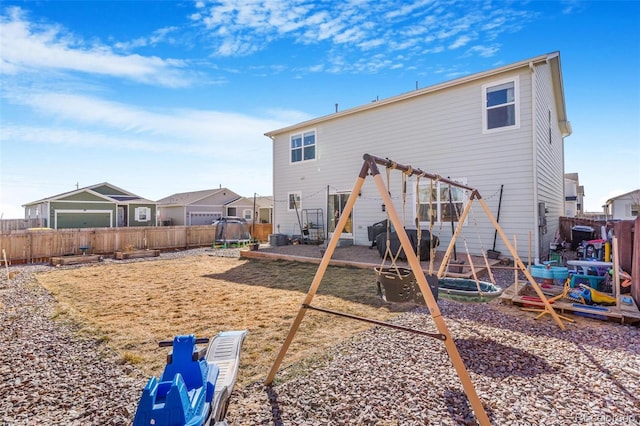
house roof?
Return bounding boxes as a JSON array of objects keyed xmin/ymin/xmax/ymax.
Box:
[
  {"xmin": 23, "ymin": 182, "xmax": 155, "ymax": 207},
  {"xmin": 606, "ymin": 189, "xmax": 640, "ymax": 203},
  {"xmin": 265, "ymin": 51, "xmax": 571, "ymax": 138},
  {"xmin": 156, "ymin": 188, "xmax": 240, "ymax": 206},
  {"xmin": 226, "ymin": 195, "xmax": 273, "ymax": 208}
]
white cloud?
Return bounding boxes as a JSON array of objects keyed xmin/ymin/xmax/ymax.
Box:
[
  {"xmin": 449, "ymin": 36, "xmax": 471, "ymax": 50},
  {"xmin": 190, "ymin": 0, "xmax": 536, "ymax": 73},
  {"xmin": 466, "ymin": 45, "xmax": 499, "ymax": 58},
  {"xmin": 0, "ymin": 7, "xmax": 192, "ymax": 87},
  {"xmin": 2, "ymin": 90, "xmax": 295, "ymax": 149},
  {"xmin": 113, "ymin": 26, "xmax": 180, "ymax": 51}
]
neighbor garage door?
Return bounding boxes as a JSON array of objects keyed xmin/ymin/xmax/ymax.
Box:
[{"xmin": 56, "ymin": 212, "xmax": 112, "ymax": 229}]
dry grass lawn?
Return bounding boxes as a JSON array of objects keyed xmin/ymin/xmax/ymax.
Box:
[{"xmin": 36, "ymin": 254, "xmax": 412, "ymax": 386}]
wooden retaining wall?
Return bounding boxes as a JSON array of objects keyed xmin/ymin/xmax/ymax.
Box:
[{"xmin": 0, "ymin": 226, "xmax": 218, "ymax": 264}]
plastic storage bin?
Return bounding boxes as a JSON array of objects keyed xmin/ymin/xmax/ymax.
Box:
[
  {"xmin": 268, "ymin": 234, "xmax": 287, "ymax": 246},
  {"xmin": 571, "ymin": 225, "xmax": 594, "ymax": 250}
]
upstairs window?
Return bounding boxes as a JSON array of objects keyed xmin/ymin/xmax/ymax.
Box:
[
  {"xmin": 291, "ymin": 130, "xmax": 316, "ymax": 163},
  {"xmin": 483, "ymin": 78, "xmax": 519, "ymax": 132}
]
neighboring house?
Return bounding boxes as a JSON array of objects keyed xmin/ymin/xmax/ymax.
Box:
[
  {"xmin": 23, "ymin": 183, "xmax": 157, "ymax": 229},
  {"xmin": 225, "ymin": 195, "xmax": 273, "ymax": 224},
  {"xmin": 156, "ymin": 188, "xmax": 242, "ymax": 226},
  {"xmin": 605, "ymin": 190, "xmax": 640, "ymax": 220},
  {"xmin": 564, "ymin": 173, "xmax": 584, "ymax": 217},
  {"xmin": 265, "ymin": 51, "xmax": 571, "ymax": 262}
]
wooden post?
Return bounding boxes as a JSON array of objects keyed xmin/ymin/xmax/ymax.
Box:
[
  {"xmin": 514, "ymin": 235, "xmax": 519, "ymax": 296},
  {"xmin": 528, "ymin": 231, "xmax": 532, "ymax": 267},
  {"xmin": 476, "ymin": 196, "xmax": 566, "ymax": 330},
  {"xmin": 436, "ymin": 195, "xmax": 474, "ymax": 278},
  {"xmin": 265, "ymin": 162, "xmax": 369, "ymax": 386},
  {"xmin": 2, "ymin": 249, "xmax": 8, "ymax": 280},
  {"xmin": 612, "ymin": 236, "xmax": 621, "ymax": 309}
]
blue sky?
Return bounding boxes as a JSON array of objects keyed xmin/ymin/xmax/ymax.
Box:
[{"xmin": 1, "ymin": 0, "xmax": 638, "ymax": 219}]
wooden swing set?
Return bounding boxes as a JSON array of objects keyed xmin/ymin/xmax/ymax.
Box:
[{"xmin": 265, "ymin": 154, "xmax": 568, "ymax": 425}]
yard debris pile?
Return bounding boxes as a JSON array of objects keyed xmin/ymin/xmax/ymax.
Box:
[{"xmin": 1, "ymin": 250, "xmax": 639, "ymax": 425}]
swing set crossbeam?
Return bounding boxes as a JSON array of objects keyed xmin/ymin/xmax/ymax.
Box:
[
  {"xmin": 302, "ymin": 304, "xmax": 447, "ymax": 341},
  {"xmin": 364, "ymin": 154, "xmax": 477, "ymax": 193}
]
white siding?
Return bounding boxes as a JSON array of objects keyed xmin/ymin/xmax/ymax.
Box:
[
  {"xmin": 610, "ymin": 191, "xmax": 640, "ymax": 219},
  {"xmin": 272, "ymin": 61, "xmax": 567, "ymax": 260},
  {"xmin": 534, "ymin": 62, "xmax": 566, "ymax": 260}
]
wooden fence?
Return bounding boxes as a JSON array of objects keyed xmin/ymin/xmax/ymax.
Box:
[
  {"xmin": 250, "ymin": 223, "xmax": 273, "ymax": 243},
  {"xmin": 558, "ymin": 216, "xmax": 607, "ymax": 243},
  {"xmin": 0, "ymin": 223, "xmax": 272, "ymax": 265},
  {"xmin": 0, "ymin": 218, "xmax": 44, "ymax": 232}
]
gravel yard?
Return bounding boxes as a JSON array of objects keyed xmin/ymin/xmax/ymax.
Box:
[{"xmin": 1, "ymin": 248, "xmax": 639, "ymax": 425}]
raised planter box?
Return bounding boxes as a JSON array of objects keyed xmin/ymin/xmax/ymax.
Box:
[
  {"xmin": 114, "ymin": 250, "xmax": 160, "ymax": 260},
  {"xmin": 51, "ymin": 255, "xmax": 102, "ymax": 266}
]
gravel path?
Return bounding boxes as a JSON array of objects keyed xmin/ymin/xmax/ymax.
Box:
[{"xmin": 1, "ymin": 249, "xmax": 639, "ymax": 426}]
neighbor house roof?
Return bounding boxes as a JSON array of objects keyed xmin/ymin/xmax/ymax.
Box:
[
  {"xmin": 265, "ymin": 51, "xmax": 571, "ymax": 138},
  {"xmin": 23, "ymin": 182, "xmax": 154, "ymax": 207},
  {"xmin": 156, "ymin": 188, "xmax": 240, "ymax": 206},
  {"xmin": 226, "ymin": 195, "xmax": 273, "ymax": 208},
  {"xmin": 606, "ymin": 189, "xmax": 640, "ymax": 204}
]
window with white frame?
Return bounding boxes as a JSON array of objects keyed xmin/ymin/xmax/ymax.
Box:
[
  {"xmin": 243, "ymin": 209, "xmax": 253, "ymax": 220},
  {"xmin": 290, "ymin": 130, "xmax": 316, "ymax": 163},
  {"xmin": 287, "ymin": 192, "xmax": 301, "ymax": 211},
  {"xmin": 135, "ymin": 207, "xmax": 151, "ymax": 222},
  {"xmin": 483, "ymin": 77, "xmax": 519, "ymax": 132},
  {"xmin": 417, "ymin": 179, "xmax": 468, "ymax": 224}
]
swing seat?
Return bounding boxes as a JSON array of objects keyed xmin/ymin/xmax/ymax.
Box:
[
  {"xmin": 437, "ymin": 278, "xmax": 503, "ymax": 303},
  {"xmin": 374, "ymin": 229, "xmax": 439, "ymax": 261},
  {"xmin": 375, "ymin": 267, "xmax": 439, "ymax": 304}
]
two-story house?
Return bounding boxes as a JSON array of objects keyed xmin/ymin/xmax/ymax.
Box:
[{"xmin": 265, "ymin": 52, "xmax": 571, "ymax": 262}]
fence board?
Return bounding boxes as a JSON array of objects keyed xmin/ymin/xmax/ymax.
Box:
[{"xmin": 250, "ymin": 223, "xmax": 273, "ymax": 242}]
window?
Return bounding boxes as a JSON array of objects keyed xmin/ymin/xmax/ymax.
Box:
[
  {"xmin": 483, "ymin": 78, "xmax": 519, "ymax": 132},
  {"xmin": 290, "ymin": 130, "xmax": 316, "ymax": 163},
  {"xmin": 417, "ymin": 179, "xmax": 468, "ymax": 224},
  {"xmin": 135, "ymin": 207, "xmax": 151, "ymax": 222},
  {"xmin": 287, "ymin": 192, "xmax": 301, "ymax": 211},
  {"xmin": 243, "ymin": 209, "xmax": 253, "ymax": 220}
]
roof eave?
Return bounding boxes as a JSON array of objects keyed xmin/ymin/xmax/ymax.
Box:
[{"xmin": 265, "ymin": 52, "xmax": 563, "ymax": 138}]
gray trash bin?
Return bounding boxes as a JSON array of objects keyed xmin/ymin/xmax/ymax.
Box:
[{"xmin": 571, "ymin": 225, "xmax": 594, "ymax": 250}]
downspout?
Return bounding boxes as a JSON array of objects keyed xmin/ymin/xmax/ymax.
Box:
[
  {"xmin": 529, "ymin": 61, "xmax": 541, "ymax": 264},
  {"xmin": 268, "ymin": 134, "xmax": 278, "ymax": 235}
]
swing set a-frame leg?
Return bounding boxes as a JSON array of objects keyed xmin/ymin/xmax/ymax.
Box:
[
  {"xmin": 473, "ymin": 196, "xmax": 567, "ymax": 331},
  {"xmin": 370, "ymin": 169, "xmax": 491, "ymax": 426},
  {"xmin": 265, "ymin": 162, "xmax": 369, "ymax": 386},
  {"xmin": 266, "ymin": 158, "xmax": 491, "ymax": 426},
  {"xmin": 433, "ymin": 188, "xmax": 568, "ymax": 331}
]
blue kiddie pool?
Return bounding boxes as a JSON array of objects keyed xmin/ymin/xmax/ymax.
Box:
[{"xmin": 528, "ymin": 264, "xmax": 569, "ymax": 281}]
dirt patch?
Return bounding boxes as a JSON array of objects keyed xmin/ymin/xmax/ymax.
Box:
[{"xmin": 36, "ymin": 254, "xmax": 413, "ymax": 386}]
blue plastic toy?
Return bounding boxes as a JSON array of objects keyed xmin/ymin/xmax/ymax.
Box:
[{"xmin": 133, "ymin": 331, "xmax": 247, "ymax": 426}]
